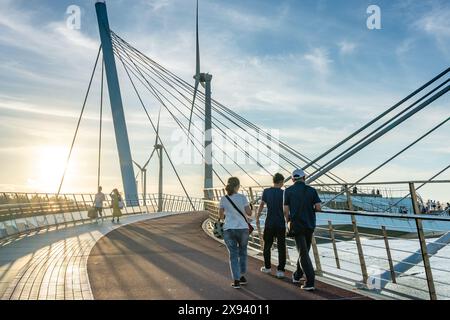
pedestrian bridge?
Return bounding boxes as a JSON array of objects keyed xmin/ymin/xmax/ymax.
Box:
[
  {"xmin": 0, "ymin": 213, "xmax": 367, "ymax": 300},
  {"xmin": 0, "ymin": 194, "xmax": 370, "ymax": 300},
  {"xmin": 1, "ymin": 193, "xmax": 449, "ymax": 300}
]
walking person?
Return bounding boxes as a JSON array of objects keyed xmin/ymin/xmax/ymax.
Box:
[
  {"xmin": 110, "ymin": 188, "xmax": 123, "ymax": 224},
  {"xmin": 94, "ymin": 186, "xmax": 106, "ymax": 223},
  {"xmin": 219, "ymin": 177, "xmax": 252, "ymax": 289},
  {"xmin": 256, "ymin": 173, "xmax": 286, "ymax": 278},
  {"xmin": 284, "ymin": 169, "xmax": 322, "ymax": 291}
]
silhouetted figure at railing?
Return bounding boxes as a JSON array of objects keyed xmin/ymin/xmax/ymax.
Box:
[
  {"xmin": 110, "ymin": 189, "xmax": 123, "ymax": 224},
  {"xmin": 219, "ymin": 177, "xmax": 253, "ymax": 289},
  {"xmin": 94, "ymin": 186, "xmax": 106, "ymax": 223}
]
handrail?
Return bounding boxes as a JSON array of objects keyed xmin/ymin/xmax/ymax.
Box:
[
  {"xmin": 203, "ymin": 199, "xmax": 450, "ymax": 222},
  {"xmin": 203, "ymin": 194, "xmax": 450, "ymax": 300}
]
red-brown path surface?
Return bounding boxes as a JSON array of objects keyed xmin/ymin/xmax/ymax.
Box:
[{"xmin": 87, "ymin": 212, "xmax": 370, "ymax": 300}]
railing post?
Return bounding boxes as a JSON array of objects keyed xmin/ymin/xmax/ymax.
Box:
[
  {"xmin": 328, "ymin": 221, "xmax": 340, "ymax": 269},
  {"xmin": 346, "ymin": 185, "xmax": 368, "ymax": 286},
  {"xmin": 311, "ymin": 235, "xmax": 323, "ymax": 276},
  {"xmin": 381, "ymin": 226, "xmax": 396, "ymax": 283},
  {"xmin": 409, "ymin": 182, "xmax": 437, "ymax": 300},
  {"xmin": 214, "ymin": 189, "xmax": 219, "ymax": 201}
]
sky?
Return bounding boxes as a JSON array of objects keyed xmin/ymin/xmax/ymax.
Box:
[{"xmin": 0, "ymin": 0, "xmax": 449, "ymax": 201}]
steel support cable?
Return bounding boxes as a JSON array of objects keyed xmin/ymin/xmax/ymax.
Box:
[
  {"xmin": 112, "ymin": 43, "xmax": 298, "ymax": 181},
  {"xmin": 117, "ymin": 54, "xmax": 260, "ymax": 190},
  {"xmin": 308, "ymin": 78, "xmax": 450, "ymax": 180},
  {"xmin": 111, "ymin": 36, "xmax": 341, "ymax": 187},
  {"xmin": 110, "ymin": 40, "xmax": 290, "ymax": 173},
  {"xmin": 57, "ymin": 46, "xmax": 102, "ymax": 196},
  {"xmin": 112, "ymin": 42, "xmax": 265, "ymax": 187},
  {"xmin": 307, "ymin": 84, "xmax": 450, "ymax": 183},
  {"xmin": 110, "ymin": 39, "xmax": 289, "ymax": 174},
  {"xmin": 114, "ymin": 47, "xmax": 337, "ymax": 193},
  {"xmin": 110, "ymin": 31, "xmax": 347, "ymax": 184},
  {"xmin": 113, "ymin": 44, "xmax": 242, "ymax": 188},
  {"xmin": 97, "ymin": 56, "xmax": 104, "ymax": 188},
  {"xmin": 112, "ymin": 44, "xmax": 255, "ymax": 186},
  {"xmin": 114, "ymin": 49, "xmax": 197, "ymax": 209},
  {"xmin": 321, "ymin": 117, "xmax": 450, "ymax": 207},
  {"xmin": 304, "ymin": 67, "xmax": 450, "ymax": 171},
  {"xmin": 386, "ymin": 164, "xmax": 450, "ymax": 212},
  {"xmin": 113, "ymin": 47, "xmax": 231, "ymax": 185},
  {"xmin": 111, "ymin": 44, "xmax": 276, "ymax": 176}
]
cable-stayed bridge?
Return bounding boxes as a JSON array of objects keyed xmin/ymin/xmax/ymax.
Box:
[{"xmin": 0, "ymin": 1, "xmax": 449, "ymax": 301}]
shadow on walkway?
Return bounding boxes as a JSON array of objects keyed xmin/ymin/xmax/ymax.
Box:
[{"xmin": 87, "ymin": 212, "xmax": 369, "ymax": 300}]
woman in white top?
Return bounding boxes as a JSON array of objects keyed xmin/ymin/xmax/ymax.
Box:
[{"xmin": 219, "ymin": 177, "xmax": 252, "ymax": 289}]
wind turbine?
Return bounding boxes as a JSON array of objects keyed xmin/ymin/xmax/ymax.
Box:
[
  {"xmin": 133, "ymin": 108, "xmax": 164, "ymax": 210},
  {"xmin": 187, "ymin": 0, "xmax": 214, "ymax": 199}
]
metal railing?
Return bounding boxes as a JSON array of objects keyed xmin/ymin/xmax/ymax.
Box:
[
  {"xmin": 205, "ymin": 180, "xmax": 450, "ymax": 215},
  {"xmin": 204, "ymin": 181, "xmax": 450, "ymax": 300},
  {"xmin": 0, "ymin": 192, "xmax": 204, "ymax": 239}
]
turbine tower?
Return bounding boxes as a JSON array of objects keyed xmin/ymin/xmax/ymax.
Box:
[
  {"xmin": 187, "ymin": 0, "xmax": 214, "ymax": 199},
  {"xmin": 133, "ymin": 109, "xmax": 164, "ymax": 212}
]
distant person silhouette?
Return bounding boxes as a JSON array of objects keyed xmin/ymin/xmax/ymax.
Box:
[
  {"xmin": 94, "ymin": 186, "xmax": 106, "ymax": 223},
  {"xmin": 110, "ymin": 189, "xmax": 123, "ymax": 223}
]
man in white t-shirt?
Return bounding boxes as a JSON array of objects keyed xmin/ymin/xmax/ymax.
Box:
[{"xmin": 94, "ymin": 186, "xmax": 106, "ymax": 223}]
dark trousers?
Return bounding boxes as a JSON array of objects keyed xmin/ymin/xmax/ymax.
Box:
[
  {"xmin": 263, "ymin": 227, "xmax": 286, "ymax": 271},
  {"xmin": 294, "ymin": 228, "xmax": 315, "ymax": 287}
]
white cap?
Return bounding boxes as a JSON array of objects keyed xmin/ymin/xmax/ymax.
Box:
[{"xmin": 292, "ymin": 168, "xmax": 305, "ymax": 180}]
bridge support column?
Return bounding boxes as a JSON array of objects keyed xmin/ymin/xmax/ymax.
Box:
[{"xmin": 95, "ymin": 2, "xmax": 138, "ymax": 205}]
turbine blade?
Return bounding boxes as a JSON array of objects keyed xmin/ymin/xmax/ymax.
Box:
[
  {"xmin": 143, "ymin": 148, "xmax": 157, "ymax": 169},
  {"xmin": 132, "ymin": 160, "xmax": 143, "ymax": 171},
  {"xmin": 196, "ymin": 0, "xmax": 200, "ymax": 78},
  {"xmin": 188, "ymin": 80, "xmax": 199, "ymax": 136},
  {"xmin": 188, "ymin": 0, "xmax": 200, "ymax": 138},
  {"xmin": 155, "ymin": 106, "xmax": 162, "ymax": 145}
]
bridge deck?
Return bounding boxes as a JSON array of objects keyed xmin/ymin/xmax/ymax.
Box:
[
  {"xmin": 0, "ymin": 213, "xmax": 178, "ymax": 300},
  {"xmin": 87, "ymin": 212, "xmax": 369, "ymax": 300}
]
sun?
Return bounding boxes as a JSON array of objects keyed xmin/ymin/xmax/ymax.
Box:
[{"xmin": 29, "ymin": 146, "xmax": 72, "ymax": 193}]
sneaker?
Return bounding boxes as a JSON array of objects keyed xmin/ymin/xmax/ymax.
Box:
[
  {"xmin": 239, "ymin": 276, "xmax": 247, "ymax": 285},
  {"xmin": 292, "ymin": 272, "xmax": 301, "ymax": 283},
  {"xmin": 301, "ymin": 285, "xmax": 315, "ymax": 291},
  {"xmin": 276, "ymin": 270, "xmax": 285, "ymax": 279},
  {"xmin": 260, "ymin": 267, "xmax": 271, "ymax": 274},
  {"xmin": 231, "ymin": 280, "xmax": 241, "ymax": 289}
]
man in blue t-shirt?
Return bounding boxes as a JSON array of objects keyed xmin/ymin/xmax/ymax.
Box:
[
  {"xmin": 284, "ymin": 168, "xmax": 322, "ymax": 291},
  {"xmin": 256, "ymin": 173, "xmax": 286, "ymax": 278}
]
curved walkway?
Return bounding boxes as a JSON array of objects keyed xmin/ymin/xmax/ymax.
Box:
[
  {"xmin": 87, "ymin": 212, "xmax": 369, "ymax": 300},
  {"xmin": 0, "ymin": 212, "xmax": 181, "ymax": 300}
]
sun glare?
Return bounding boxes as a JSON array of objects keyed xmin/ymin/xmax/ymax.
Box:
[{"xmin": 28, "ymin": 146, "xmax": 74, "ymax": 193}]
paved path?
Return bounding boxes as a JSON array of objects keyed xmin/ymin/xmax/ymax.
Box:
[
  {"xmin": 0, "ymin": 212, "xmax": 181, "ymax": 300},
  {"xmin": 88, "ymin": 212, "xmax": 370, "ymax": 300}
]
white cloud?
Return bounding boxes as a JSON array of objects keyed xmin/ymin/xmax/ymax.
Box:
[
  {"xmin": 303, "ymin": 48, "xmax": 333, "ymax": 75},
  {"xmin": 338, "ymin": 41, "xmax": 357, "ymax": 55},
  {"xmin": 147, "ymin": 0, "xmax": 171, "ymax": 12},
  {"xmin": 416, "ymin": 6, "xmax": 450, "ymax": 52}
]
